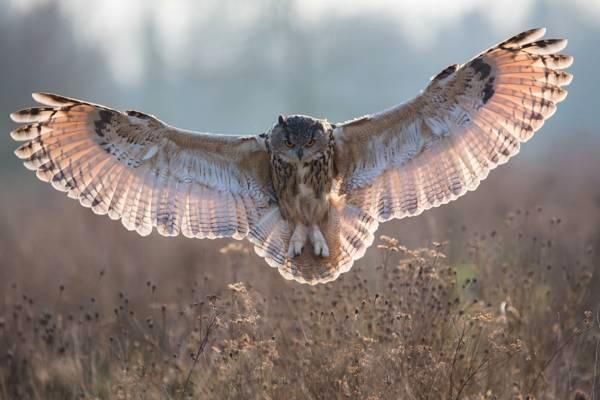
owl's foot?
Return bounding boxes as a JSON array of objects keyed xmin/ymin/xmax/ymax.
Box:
[
  {"xmin": 309, "ymin": 225, "xmax": 329, "ymax": 257},
  {"xmin": 288, "ymin": 224, "xmax": 308, "ymax": 258}
]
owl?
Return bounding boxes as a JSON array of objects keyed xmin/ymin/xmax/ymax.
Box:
[{"xmin": 9, "ymin": 28, "xmax": 572, "ymax": 284}]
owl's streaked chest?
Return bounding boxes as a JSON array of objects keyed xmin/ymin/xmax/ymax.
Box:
[{"xmin": 271, "ymin": 151, "xmax": 334, "ymax": 225}]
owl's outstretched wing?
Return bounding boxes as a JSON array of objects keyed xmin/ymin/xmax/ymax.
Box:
[
  {"xmin": 10, "ymin": 93, "xmax": 274, "ymax": 239},
  {"xmin": 334, "ymin": 28, "xmax": 572, "ymax": 222}
]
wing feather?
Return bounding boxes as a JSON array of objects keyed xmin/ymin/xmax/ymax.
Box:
[
  {"xmin": 334, "ymin": 28, "xmax": 572, "ymax": 222},
  {"xmin": 10, "ymin": 93, "xmax": 274, "ymax": 240}
]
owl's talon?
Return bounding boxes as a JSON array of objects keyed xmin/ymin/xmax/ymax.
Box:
[
  {"xmin": 314, "ymin": 241, "xmax": 329, "ymax": 257},
  {"xmin": 287, "ymin": 242, "xmax": 304, "ymax": 257},
  {"xmin": 288, "ymin": 224, "xmax": 308, "ymax": 258},
  {"xmin": 309, "ymin": 226, "xmax": 329, "ymax": 258}
]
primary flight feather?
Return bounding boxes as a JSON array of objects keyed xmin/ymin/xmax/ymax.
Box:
[{"xmin": 9, "ymin": 28, "xmax": 572, "ymax": 284}]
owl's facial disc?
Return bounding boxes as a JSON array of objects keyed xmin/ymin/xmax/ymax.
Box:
[{"xmin": 272, "ymin": 115, "xmax": 331, "ymax": 163}]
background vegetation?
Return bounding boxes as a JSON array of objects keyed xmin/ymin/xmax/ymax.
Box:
[{"xmin": 1, "ymin": 151, "xmax": 599, "ymax": 399}]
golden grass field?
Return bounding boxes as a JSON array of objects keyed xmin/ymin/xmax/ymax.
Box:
[{"xmin": 1, "ymin": 146, "xmax": 599, "ymax": 399}]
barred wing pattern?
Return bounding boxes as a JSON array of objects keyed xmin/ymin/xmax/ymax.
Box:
[
  {"xmin": 10, "ymin": 93, "xmax": 274, "ymax": 239},
  {"xmin": 334, "ymin": 28, "xmax": 572, "ymax": 222}
]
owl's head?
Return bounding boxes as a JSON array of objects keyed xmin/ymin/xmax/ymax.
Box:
[{"xmin": 269, "ymin": 115, "xmax": 333, "ymax": 163}]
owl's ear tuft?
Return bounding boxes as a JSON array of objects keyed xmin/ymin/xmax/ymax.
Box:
[{"xmin": 278, "ymin": 115, "xmax": 287, "ymax": 127}]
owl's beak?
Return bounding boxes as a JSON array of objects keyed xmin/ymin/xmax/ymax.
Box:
[{"xmin": 296, "ymin": 148, "xmax": 303, "ymax": 160}]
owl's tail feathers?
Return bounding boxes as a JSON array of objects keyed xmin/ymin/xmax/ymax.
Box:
[
  {"xmin": 249, "ymin": 207, "xmax": 292, "ymax": 267},
  {"xmin": 250, "ymin": 205, "xmax": 378, "ymax": 285}
]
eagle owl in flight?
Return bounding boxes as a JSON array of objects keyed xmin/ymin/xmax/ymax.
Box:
[{"xmin": 10, "ymin": 28, "xmax": 572, "ymax": 284}]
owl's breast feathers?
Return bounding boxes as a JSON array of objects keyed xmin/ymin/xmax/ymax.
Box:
[{"xmin": 269, "ymin": 143, "xmax": 334, "ymax": 226}]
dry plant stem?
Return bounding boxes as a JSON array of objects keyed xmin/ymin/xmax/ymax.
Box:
[
  {"xmin": 180, "ymin": 313, "xmax": 217, "ymax": 400},
  {"xmin": 594, "ymin": 338, "xmax": 599, "ymax": 400},
  {"xmin": 593, "ymin": 308, "xmax": 600, "ymax": 400},
  {"xmin": 454, "ymin": 358, "xmax": 490, "ymax": 400},
  {"xmin": 528, "ymin": 323, "xmax": 590, "ymax": 394},
  {"xmin": 448, "ymin": 320, "xmax": 468, "ymax": 398}
]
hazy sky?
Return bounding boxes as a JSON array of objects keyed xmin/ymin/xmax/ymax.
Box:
[{"xmin": 5, "ymin": 0, "xmax": 600, "ymax": 85}]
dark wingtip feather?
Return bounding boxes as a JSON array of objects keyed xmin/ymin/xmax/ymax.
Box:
[
  {"xmin": 32, "ymin": 92, "xmax": 77, "ymax": 107},
  {"xmin": 501, "ymin": 27, "xmax": 546, "ymax": 48}
]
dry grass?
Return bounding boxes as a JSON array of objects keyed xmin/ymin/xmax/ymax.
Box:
[{"xmin": 0, "ymin": 150, "xmax": 599, "ymax": 399}]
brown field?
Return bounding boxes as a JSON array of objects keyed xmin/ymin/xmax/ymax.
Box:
[{"xmin": 0, "ymin": 145, "xmax": 599, "ymax": 399}]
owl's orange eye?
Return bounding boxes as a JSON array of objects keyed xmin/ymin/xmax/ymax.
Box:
[
  {"xmin": 306, "ymin": 138, "xmax": 315, "ymax": 147},
  {"xmin": 285, "ymin": 139, "xmax": 294, "ymax": 148}
]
